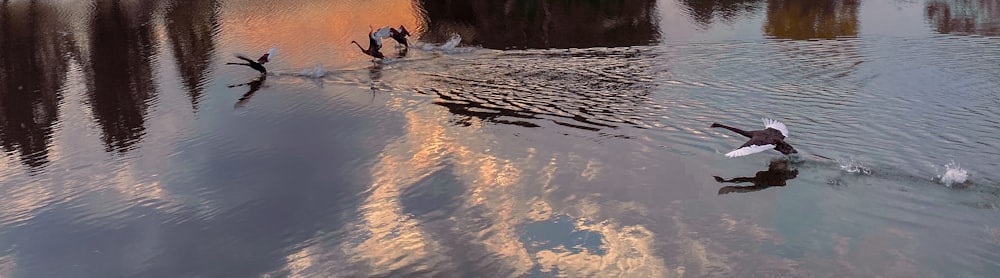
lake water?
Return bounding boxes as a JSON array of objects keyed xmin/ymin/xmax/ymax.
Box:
[{"xmin": 1, "ymin": 0, "xmax": 999, "ymax": 277}]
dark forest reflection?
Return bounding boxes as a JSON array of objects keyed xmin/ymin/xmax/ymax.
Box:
[
  {"xmin": 677, "ymin": 0, "xmax": 764, "ymax": 27},
  {"xmin": 417, "ymin": 0, "xmax": 659, "ymax": 49},
  {"xmin": 0, "ymin": 1, "xmax": 76, "ymax": 168},
  {"xmin": 165, "ymin": 0, "xmax": 220, "ymax": 111},
  {"xmin": 926, "ymin": 0, "xmax": 1000, "ymax": 36},
  {"xmin": 764, "ymin": 0, "xmax": 859, "ymax": 39},
  {"xmin": 87, "ymin": 0, "xmax": 159, "ymax": 153}
]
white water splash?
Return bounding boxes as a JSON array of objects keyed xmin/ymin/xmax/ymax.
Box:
[
  {"xmin": 936, "ymin": 161, "xmax": 969, "ymax": 187},
  {"xmin": 984, "ymin": 226, "xmax": 1000, "ymax": 245},
  {"xmin": 836, "ymin": 157, "xmax": 872, "ymax": 175},
  {"xmin": 418, "ymin": 33, "xmax": 463, "ymax": 51},
  {"xmin": 298, "ymin": 64, "xmax": 325, "ymax": 78},
  {"xmin": 441, "ymin": 33, "xmax": 462, "ymax": 50}
]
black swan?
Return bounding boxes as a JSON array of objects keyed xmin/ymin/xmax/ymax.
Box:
[
  {"xmin": 226, "ymin": 48, "xmax": 275, "ymax": 74},
  {"xmin": 388, "ymin": 25, "xmax": 410, "ymax": 47},
  {"xmin": 352, "ymin": 26, "xmax": 385, "ymax": 59},
  {"xmin": 710, "ymin": 118, "xmax": 797, "ymax": 157},
  {"xmin": 373, "ymin": 25, "xmax": 411, "ymax": 48}
]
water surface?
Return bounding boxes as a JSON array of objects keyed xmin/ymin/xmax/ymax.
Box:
[{"xmin": 1, "ymin": 0, "xmax": 999, "ymax": 277}]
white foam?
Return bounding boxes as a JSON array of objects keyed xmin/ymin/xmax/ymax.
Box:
[
  {"xmin": 937, "ymin": 161, "xmax": 969, "ymax": 187},
  {"xmin": 299, "ymin": 64, "xmax": 325, "ymax": 78},
  {"xmin": 441, "ymin": 33, "xmax": 462, "ymax": 50},
  {"xmin": 836, "ymin": 157, "xmax": 872, "ymax": 175},
  {"xmin": 415, "ymin": 33, "xmax": 463, "ymax": 52}
]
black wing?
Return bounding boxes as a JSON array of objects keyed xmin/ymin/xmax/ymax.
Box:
[{"xmin": 234, "ymin": 54, "xmax": 255, "ymax": 64}]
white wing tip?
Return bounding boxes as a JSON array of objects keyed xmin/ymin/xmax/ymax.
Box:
[
  {"xmin": 725, "ymin": 144, "xmax": 775, "ymax": 158},
  {"xmin": 372, "ymin": 27, "xmax": 392, "ymax": 40},
  {"xmin": 762, "ymin": 118, "xmax": 789, "ymax": 138}
]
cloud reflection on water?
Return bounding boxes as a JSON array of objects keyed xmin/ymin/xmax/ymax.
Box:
[
  {"xmin": 339, "ymin": 103, "xmax": 672, "ymax": 276},
  {"xmin": 0, "ymin": 0, "xmax": 999, "ymax": 276}
]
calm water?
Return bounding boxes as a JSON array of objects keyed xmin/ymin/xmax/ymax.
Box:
[{"xmin": 1, "ymin": 0, "xmax": 999, "ymax": 277}]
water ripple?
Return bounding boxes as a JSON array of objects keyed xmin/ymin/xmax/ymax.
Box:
[{"xmin": 405, "ymin": 47, "xmax": 666, "ymax": 135}]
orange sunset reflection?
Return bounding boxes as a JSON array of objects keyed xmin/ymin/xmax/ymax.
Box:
[{"xmin": 219, "ymin": 0, "xmax": 422, "ymax": 68}]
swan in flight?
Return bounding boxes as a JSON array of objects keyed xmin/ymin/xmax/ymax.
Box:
[
  {"xmin": 710, "ymin": 118, "xmax": 797, "ymax": 157},
  {"xmin": 226, "ymin": 48, "xmax": 275, "ymax": 74},
  {"xmin": 373, "ymin": 25, "xmax": 411, "ymax": 48}
]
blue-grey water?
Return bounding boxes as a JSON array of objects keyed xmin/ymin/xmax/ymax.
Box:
[{"xmin": 1, "ymin": 0, "xmax": 999, "ymax": 277}]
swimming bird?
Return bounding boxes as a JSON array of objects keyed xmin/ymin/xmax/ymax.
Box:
[
  {"xmin": 710, "ymin": 118, "xmax": 797, "ymax": 157},
  {"xmin": 226, "ymin": 48, "xmax": 275, "ymax": 74},
  {"xmin": 351, "ymin": 26, "xmax": 385, "ymax": 59}
]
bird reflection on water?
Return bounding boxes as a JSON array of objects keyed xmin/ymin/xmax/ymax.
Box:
[
  {"xmin": 715, "ymin": 158, "xmax": 799, "ymax": 195},
  {"xmin": 367, "ymin": 63, "xmax": 384, "ymax": 103},
  {"xmin": 230, "ymin": 75, "xmax": 267, "ymax": 108}
]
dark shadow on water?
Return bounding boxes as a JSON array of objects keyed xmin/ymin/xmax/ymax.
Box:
[
  {"xmin": 395, "ymin": 46, "xmax": 408, "ymax": 58},
  {"xmin": 86, "ymin": 0, "xmax": 159, "ymax": 153},
  {"xmin": 925, "ymin": 0, "xmax": 1000, "ymax": 36},
  {"xmin": 764, "ymin": 0, "xmax": 860, "ymax": 40},
  {"xmin": 230, "ymin": 74, "xmax": 266, "ymax": 109},
  {"xmin": 400, "ymin": 165, "xmax": 466, "ymax": 221},
  {"xmin": 416, "ymin": 0, "xmax": 660, "ymax": 49},
  {"xmin": 422, "ymin": 88, "xmax": 544, "ymax": 129},
  {"xmin": 715, "ymin": 158, "xmax": 799, "ymax": 195},
  {"xmin": 0, "ymin": 0, "xmax": 77, "ymax": 169},
  {"xmin": 164, "ymin": 0, "xmax": 220, "ymax": 112}
]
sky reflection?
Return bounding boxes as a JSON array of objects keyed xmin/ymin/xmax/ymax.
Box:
[{"xmin": 0, "ymin": 0, "xmax": 999, "ymax": 277}]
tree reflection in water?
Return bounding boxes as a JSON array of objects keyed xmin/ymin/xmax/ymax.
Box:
[
  {"xmin": 0, "ymin": 1, "xmax": 76, "ymax": 169},
  {"xmin": 164, "ymin": 0, "xmax": 220, "ymax": 111},
  {"xmin": 764, "ymin": 0, "xmax": 859, "ymax": 40},
  {"xmin": 926, "ymin": 0, "xmax": 1000, "ymax": 36},
  {"xmin": 416, "ymin": 0, "xmax": 659, "ymax": 49},
  {"xmin": 677, "ymin": 0, "xmax": 764, "ymax": 27},
  {"xmin": 86, "ymin": 0, "xmax": 159, "ymax": 153}
]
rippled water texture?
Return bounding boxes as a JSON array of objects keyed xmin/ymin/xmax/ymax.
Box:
[{"xmin": 1, "ymin": 0, "xmax": 999, "ymax": 277}]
